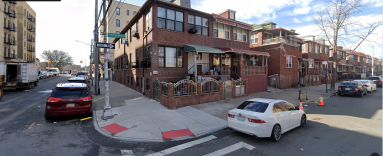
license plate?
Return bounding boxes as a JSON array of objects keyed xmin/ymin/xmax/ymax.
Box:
[
  {"xmin": 66, "ymin": 103, "xmax": 75, "ymax": 108},
  {"xmin": 237, "ymin": 116, "xmax": 245, "ymax": 121},
  {"xmin": 345, "ymin": 88, "xmax": 351, "ymax": 90}
]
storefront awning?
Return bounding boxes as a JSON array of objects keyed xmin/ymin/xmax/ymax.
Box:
[
  {"xmin": 298, "ymin": 58, "xmax": 311, "ymax": 61},
  {"xmin": 185, "ymin": 45, "xmax": 224, "ymax": 53},
  {"xmin": 215, "ymin": 47, "xmax": 270, "ymax": 56}
]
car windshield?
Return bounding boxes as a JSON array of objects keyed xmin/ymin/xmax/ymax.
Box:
[
  {"xmin": 49, "ymin": 69, "xmax": 57, "ymax": 72},
  {"xmin": 51, "ymin": 89, "xmax": 89, "ymax": 98},
  {"xmin": 342, "ymin": 82, "xmax": 357, "ymax": 85},
  {"xmin": 68, "ymin": 80, "xmax": 87, "ymax": 83},
  {"xmin": 367, "ymin": 77, "xmax": 379, "ymax": 80},
  {"xmin": 77, "ymin": 72, "xmax": 86, "ymax": 75},
  {"xmin": 236, "ymin": 101, "xmax": 269, "ymax": 113}
]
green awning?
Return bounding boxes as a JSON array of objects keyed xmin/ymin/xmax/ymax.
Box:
[{"xmin": 185, "ymin": 44, "xmax": 224, "ymax": 53}]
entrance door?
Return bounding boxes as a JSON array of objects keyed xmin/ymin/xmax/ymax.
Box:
[
  {"xmin": 197, "ymin": 65, "xmax": 202, "ymax": 75},
  {"xmin": 223, "ymin": 80, "xmax": 233, "ymax": 99},
  {"xmin": 153, "ymin": 80, "xmax": 160, "ymax": 101}
]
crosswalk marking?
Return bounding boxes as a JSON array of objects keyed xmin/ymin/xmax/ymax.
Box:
[
  {"xmin": 203, "ymin": 142, "xmax": 255, "ymax": 156},
  {"xmin": 147, "ymin": 135, "xmax": 217, "ymax": 156}
]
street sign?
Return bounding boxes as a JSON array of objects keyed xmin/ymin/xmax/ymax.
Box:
[
  {"xmin": 108, "ymin": 33, "xmax": 126, "ymax": 38},
  {"xmin": 96, "ymin": 43, "xmax": 115, "ymax": 49},
  {"xmin": 104, "ymin": 53, "xmax": 110, "ymax": 60},
  {"xmin": 322, "ymin": 61, "xmax": 328, "ymax": 65}
]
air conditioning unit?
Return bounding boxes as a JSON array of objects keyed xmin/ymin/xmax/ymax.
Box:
[{"xmin": 188, "ymin": 27, "xmax": 197, "ymax": 34}]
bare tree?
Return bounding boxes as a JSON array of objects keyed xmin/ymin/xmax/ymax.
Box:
[
  {"xmin": 41, "ymin": 50, "xmax": 74, "ymax": 70},
  {"xmin": 314, "ymin": 0, "xmax": 382, "ymax": 90}
]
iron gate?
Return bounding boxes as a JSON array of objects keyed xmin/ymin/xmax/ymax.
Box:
[
  {"xmin": 235, "ymin": 78, "xmax": 246, "ymax": 96},
  {"xmin": 223, "ymin": 80, "xmax": 233, "ymax": 99},
  {"xmin": 153, "ymin": 80, "xmax": 160, "ymax": 101}
]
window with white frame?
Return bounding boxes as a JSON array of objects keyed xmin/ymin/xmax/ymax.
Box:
[
  {"xmin": 213, "ymin": 22, "xmax": 229, "ymax": 39},
  {"xmin": 145, "ymin": 9, "xmax": 151, "ymax": 31},
  {"xmin": 116, "ymin": 19, "xmax": 120, "ymax": 27},
  {"xmin": 229, "ymin": 11, "xmax": 234, "ymax": 19},
  {"xmin": 116, "ymin": 8, "xmax": 120, "ymax": 15},
  {"xmin": 302, "ymin": 43, "xmax": 306, "ymax": 52},
  {"xmin": 325, "ymin": 47, "xmax": 329, "ymax": 54},
  {"xmin": 250, "ymin": 32, "xmax": 258, "ymax": 44},
  {"xmin": 286, "ymin": 56, "xmax": 292, "ymax": 68},
  {"xmin": 309, "ymin": 59, "xmax": 314, "ymax": 68},
  {"xmin": 233, "ymin": 27, "xmax": 247, "ymax": 42},
  {"xmin": 321, "ymin": 46, "xmax": 324, "ymax": 53}
]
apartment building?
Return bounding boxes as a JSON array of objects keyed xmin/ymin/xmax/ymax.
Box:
[
  {"xmin": 111, "ymin": 0, "xmax": 269, "ymax": 109},
  {"xmin": 1, "ymin": 1, "xmax": 19, "ymax": 62},
  {"xmin": 250, "ymin": 22, "xmax": 305, "ymax": 88},
  {"xmin": 99, "ymin": 0, "xmax": 140, "ymax": 65},
  {"xmin": 16, "ymin": 1, "xmax": 36, "ymax": 62}
]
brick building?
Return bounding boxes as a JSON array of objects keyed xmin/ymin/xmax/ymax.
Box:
[
  {"xmin": 111, "ymin": 0, "xmax": 269, "ymax": 108},
  {"xmin": 250, "ymin": 22, "xmax": 304, "ymax": 88}
]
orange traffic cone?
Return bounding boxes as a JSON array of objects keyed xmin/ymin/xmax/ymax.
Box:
[
  {"xmin": 319, "ymin": 96, "xmax": 324, "ymax": 106},
  {"xmin": 299, "ymin": 102, "xmax": 304, "ymax": 110}
]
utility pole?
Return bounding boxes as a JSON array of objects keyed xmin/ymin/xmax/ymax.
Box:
[
  {"xmin": 102, "ymin": 0, "xmax": 113, "ymax": 120},
  {"xmin": 90, "ymin": 39, "xmax": 93, "ymax": 86},
  {"xmin": 372, "ymin": 45, "xmax": 374, "ymax": 76},
  {"xmin": 94, "ymin": 0, "xmax": 99, "ymax": 95}
]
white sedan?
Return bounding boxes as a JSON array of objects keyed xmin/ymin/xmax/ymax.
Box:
[
  {"xmin": 354, "ymin": 80, "xmax": 377, "ymax": 92},
  {"xmin": 228, "ymin": 98, "xmax": 306, "ymax": 141}
]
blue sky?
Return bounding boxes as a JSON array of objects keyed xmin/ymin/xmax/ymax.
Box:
[{"xmin": 29, "ymin": 0, "xmax": 382, "ymax": 66}]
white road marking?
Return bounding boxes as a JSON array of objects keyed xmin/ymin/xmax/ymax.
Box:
[
  {"xmin": 147, "ymin": 135, "xmax": 217, "ymax": 156},
  {"xmin": 121, "ymin": 149, "xmax": 134, "ymax": 156},
  {"xmin": 203, "ymin": 142, "xmax": 255, "ymax": 156},
  {"xmin": 347, "ymin": 121, "xmax": 382, "ymax": 134}
]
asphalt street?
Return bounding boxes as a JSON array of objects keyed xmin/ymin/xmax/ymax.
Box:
[{"xmin": 0, "ymin": 75, "xmax": 381, "ymax": 156}]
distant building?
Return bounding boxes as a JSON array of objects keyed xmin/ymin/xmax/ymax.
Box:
[
  {"xmin": 16, "ymin": 1, "xmax": 36, "ymax": 62},
  {"xmin": 62, "ymin": 64, "xmax": 81, "ymax": 71},
  {"xmin": 1, "ymin": 1, "xmax": 20, "ymax": 62}
]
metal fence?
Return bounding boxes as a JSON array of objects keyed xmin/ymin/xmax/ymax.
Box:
[
  {"xmin": 174, "ymin": 79, "xmax": 197, "ymax": 96},
  {"xmin": 235, "ymin": 78, "xmax": 246, "ymax": 95},
  {"xmin": 201, "ymin": 78, "xmax": 220, "ymax": 93}
]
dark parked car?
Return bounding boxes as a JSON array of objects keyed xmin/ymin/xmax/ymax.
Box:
[
  {"xmin": 45, "ymin": 83, "xmax": 92, "ymax": 118},
  {"xmin": 367, "ymin": 76, "xmax": 382, "ymax": 87},
  {"xmin": 67, "ymin": 77, "xmax": 90, "ymax": 90},
  {"xmin": 338, "ymin": 81, "xmax": 368, "ymax": 97},
  {"xmin": 76, "ymin": 71, "xmax": 88, "ymax": 77}
]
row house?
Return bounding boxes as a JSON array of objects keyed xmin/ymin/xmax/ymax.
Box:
[
  {"xmin": 300, "ymin": 36, "xmax": 331, "ymax": 85},
  {"xmin": 111, "ymin": 0, "xmax": 269, "ymax": 108},
  {"xmin": 373, "ymin": 57, "xmax": 382, "ymax": 75},
  {"xmin": 250, "ymin": 22, "xmax": 304, "ymax": 89}
]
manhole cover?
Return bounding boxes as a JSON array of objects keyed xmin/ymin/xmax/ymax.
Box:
[
  {"xmin": 312, "ymin": 117, "xmax": 322, "ymax": 120},
  {"xmin": 250, "ymin": 149, "xmax": 274, "ymax": 156}
]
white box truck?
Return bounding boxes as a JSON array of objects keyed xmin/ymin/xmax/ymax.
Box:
[{"xmin": 0, "ymin": 62, "xmax": 39, "ymax": 90}]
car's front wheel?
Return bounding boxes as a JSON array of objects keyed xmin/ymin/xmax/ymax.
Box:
[
  {"xmin": 300, "ymin": 114, "xmax": 306, "ymax": 127},
  {"xmin": 270, "ymin": 124, "xmax": 282, "ymax": 141}
]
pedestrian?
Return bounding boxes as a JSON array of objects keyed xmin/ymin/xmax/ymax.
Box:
[
  {"xmin": 100, "ymin": 68, "xmax": 104, "ymax": 79},
  {"xmin": 98, "ymin": 68, "xmax": 101, "ymax": 80}
]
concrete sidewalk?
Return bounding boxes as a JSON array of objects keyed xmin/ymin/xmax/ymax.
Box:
[
  {"xmin": 91, "ymin": 79, "xmax": 227, "ymax": 142},
  {"xmin": 90, "ymin": 78, "xmax": 341, "ymax": 142}
]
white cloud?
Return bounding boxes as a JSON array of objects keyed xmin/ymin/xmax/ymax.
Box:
[
  {"xmin": 193, "ymin": 0, "xmax": 308, "ymax": 21},
  {"xmin": 294, "ymin": 18, "xmax": 301, "ymax": 23},
  {"xmin": 363, "ymin": 0, "xmax": 383, "ymax": 7},
  {"xmin": 283, "ymin": 6, "xmax": 311, "ymax": 16}
]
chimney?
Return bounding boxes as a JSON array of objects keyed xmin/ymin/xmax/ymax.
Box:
[{"xmin": 171, "ymin": 0, "xmax": 191, "ymax": 8}]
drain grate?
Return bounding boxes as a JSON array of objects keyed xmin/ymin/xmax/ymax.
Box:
[{"xmin": 250, "ymin": 149, "xmax": 274, "ymax": 156}]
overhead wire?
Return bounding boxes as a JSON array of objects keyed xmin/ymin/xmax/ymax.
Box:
[
  {"xmin": 107, "ymin": 0, "xmax": 126, "ymax": 28},
  {"xmin": 97, "ymin": 0, "xmax": 117, "ymax": 30}
]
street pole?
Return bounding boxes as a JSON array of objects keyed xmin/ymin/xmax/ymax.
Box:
[
  {"xmin": 102, "ymin": 0, "xmax": 113, "ymax": 120},
  {"xmin": 372, "ymin": 45, "xmax": 374, "ymax": 76},
  {"xmin": 326, "ymin": 62, "xmax": 328, "ymax": 93},
  {"xmin": 94, "ymin": 0, "xmax": 99, "ymax": 95},
  {"xmin": 123, "ymin": 41, "xmax": 126, "ymax": 85},
  {"xmin": 90, "ymin": 39, "xmax": 93, "ymax": 86}
]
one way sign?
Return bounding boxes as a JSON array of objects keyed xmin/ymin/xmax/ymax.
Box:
[{"xmin": 96, "ymin": 43, "xmax": 115, "ymax": 49}]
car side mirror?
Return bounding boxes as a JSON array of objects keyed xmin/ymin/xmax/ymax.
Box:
[{"xmin": 295, "ymin": 107, "xmax": 300, "ymax": 110}]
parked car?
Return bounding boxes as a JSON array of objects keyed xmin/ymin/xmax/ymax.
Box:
[
  {"xmin": 45, "ymin": 83, "xmax": 92, "ymax": 119},
  {"xmin": 227, "ymin": 98, "xmax": 306, "ymax": 141},
  {"xmin": 48, "ymin": 68, "xmax": 60, "ymax": 76},
  {"xmin": 338, "ymin": 81, "xmax": 368, "ymax": 97},
  {"xmin": 68, "ymin": 77, "xmax": 90, "ymax": 90},
  {"xmin": 41, "ymin": 71, "xmax": 49, "ymax": 79},
  {"xmin": 353, "ymin": 80, "xmax": 377, "ymax": 93},
  {"xmin": 38, "ymin": 71, "xmax": 47, "ymax": 79},
  {"xmin": 367, "ymin": 76, "xmax": 382, "ymax": 87},
  {"xmin": 76, "ymin": 71, "xmax": 88, "ymax": 77},
  {"xmin": 47, "ymin": 72, "xmax": 54, "ymax": 77},
  {"xmin": 71, "ymin": 70, "xmax": 78, "ymax": 76}
]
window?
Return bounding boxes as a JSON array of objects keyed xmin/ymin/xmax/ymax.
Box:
[
  {"xmin": 301, "ymin": 43, "xmax": 305, "ymax": 52},
  {"xmin": 317, "ymin": 45, "xmax": 320, "ymax": 53},
  {"xmin": 158, "ymin": 46, "xmax": 183, "ymax": 68},
  {"xmin": 24, "ymin": 42, "xmax": 26, "ymax": 49},
  {"xmin": 136, "ymin": 21, "xmax": 139, "ymax": 33},
  {"xmin": 146, "ymin": 78, "xmax": 150, "ymax": 90},
  {"xmin": 321, "ymin": 46, "xmax": 324, "ymax": 53},
  {"xmin": 136, "ymin": 50, "xmax": 139, "ymax": 66},
  {"xmin": 133, "ymin": 11, "xmax": 136, "ymax": 15},
  {"xmin": 197, "ymin": 53, "xmax": 202, "ymax": 60},
  {"xmin": 272, "ymin": 103, "xmax": 286, "ymax": 113},
  {"xmin": 24, "ymin": 20, "xmax": 26, "ymax": 27},
  {"xmin": 229, "ymin": 11, "xmax": 235, "ymax": 19},
  {"xmin": 145, "ymin": 9, "xmax": 151, "ymax": 31},
  {"xmin": 213, "ymin": 22, "xmax": 229, "ymax": 39},
  {"xmin": 116, "ymin": 8, "xmax": 120, "ymax": 15},
  {"xmin": 233, "ymin": 27, "xmax": 247, "ymax": 42},
  {"xmin": 325, "ymin": 47, "xmax": 329, "ymax": 54},
  {"xmin": 131, "ymin": 77, "xmax": 133, "ymax": 85},
  {"xmin": 116, "ymin": 19, "xmax": 120, "ymax": 27},
  {"xmin": 136, "ymin": 77, "xmax": 139, "ymax": 86},
  {"xmin": 127, "ymin": 10, "xmax": 129, "ymax": 15},
  {"xmin": 236, "ymin": 101, "xmax": 268, "ymax": 113},
  {"xmin": 189, "ymin": 14, "xmax": 208, "ymax": 36},
  {"xmin": 144, "ymin": 45, "xmax": 151, "ymax": 68},
  {"xmin": 302, "ymin": 61, "xmax": 306, "ymax": 68},
  {"xmin": 253, "ymin": 33, "xmax": 259, "ymax": 44},
  {"xmin": 127, "ymin": 76, "xmax": 130, "ymax": 84},
  {"xmin": 116, "ymin": 31, "xmax": 120, "ymax": 34},
  {"xmin": 286, "ymin": 56, "xmax": 292, "ymax": 68},
  {"xmin": 309, "ymin": 59, "xmax": 314, "ymax": 68},
  {"xmin": 158, "ymin": 7, "xmax": 183, "ymax": 32}
]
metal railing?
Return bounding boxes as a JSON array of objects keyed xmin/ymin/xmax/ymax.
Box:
[
  {"xmin": 174, "ymin": 79, "xmax": 197, "ymax": 96},
  {"xmin": 263, "ymin": 36, "xmax": 298, "ymax": 46},
  {"xmin": 201, "ymin": 78, "xmax": 220, "ymax": 93}
]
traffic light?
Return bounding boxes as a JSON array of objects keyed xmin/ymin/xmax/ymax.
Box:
[
  {"xmin": 48, "ymin": 61, "xmax": 51, "ymax": 64},
  {"xmin": 80, "ymin": 61, "xmax": 83, "ymax": 63}
]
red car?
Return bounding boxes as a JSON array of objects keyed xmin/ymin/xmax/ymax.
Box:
[{"xmin": 45, "ymin": 83, "xmax": 92, "ymax": 118}]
